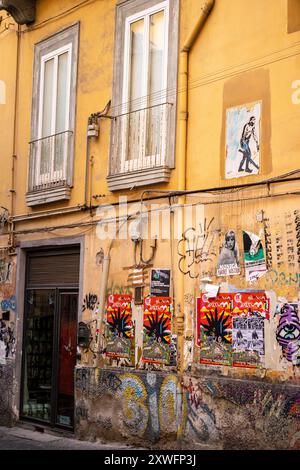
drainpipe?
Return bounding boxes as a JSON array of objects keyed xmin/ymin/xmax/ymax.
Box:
[
  {"xmin": 177, "ymin": 0, "xmax": 215, "ymax": 372},
  {"xmin": 9, "ymin": 23, "xmax": 21, "ymax": 252},
  {"xmin": 95, "ymin": 215, "xmax": 132, "ymax": 365}
]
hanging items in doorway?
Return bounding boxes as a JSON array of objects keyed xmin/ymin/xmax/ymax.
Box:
[
  {"xmin": 142, "ymin": 296, "xmax": 172, "ymax": 365},
  {"xmin": 105, "ymin": 294, "xmax": 133, "ymax": 359}
]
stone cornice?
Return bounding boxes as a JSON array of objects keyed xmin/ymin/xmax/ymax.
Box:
[{"xmin": 0, "ymin": 0, "xmax": 36, "ymax": 25}]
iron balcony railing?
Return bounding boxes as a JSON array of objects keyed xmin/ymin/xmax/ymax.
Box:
[
  {"xmin": 28, "ymin": 130, "xmax": 73, "ymax": 192},
  {"xmin": 110, "ymin": 102, "xmax": 173, "ymax": 174}
]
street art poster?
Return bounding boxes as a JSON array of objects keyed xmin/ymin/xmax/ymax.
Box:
[
  {"xmin": 232, "ymin": 292, "xmax": 269, "ymax": 319},
  {"xmin": 217, "ymin": 230, "xmax": 240, "ymax": 276},
  {"xmin": 225, "ymin": 101, "xmax": 261, "ymax": 179},
  {"xmin": 0, "ymin": 260, "xmax": 13, "ymax": 284},
  {"xmin": 232, "ymin": 316, "xmax": 265, "ymax": 368},
  {"xmin": 231, "ymin": 293, "xmax": 268, "ymax": 368},
  {"xmin": 243, "ymin": 231, "xmax": 267, "ymax": 282},
  {"xmin": 142, "ymin": 296, "xmax": 172, "ymax": 364},
  {"xmin": 105, "ymin": 294, "xmax": 133, "ymax": 359},
  {"xmin": 0, "ymin": 318, "xmax": 15, "ymax": 362},
  {"xmin": 276, "ymin": 303, "xmax": 300, "ymax": 365},
  {"xmin": 197, "ymin": 294, "xmax": 233, "ymax": 366}
]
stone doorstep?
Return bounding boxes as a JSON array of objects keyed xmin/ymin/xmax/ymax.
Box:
[
  {"xmin": 0, "ymin": 426, "xmax": 144, "ymax": 449},
  {"xmin": 0, "ymin": 426, "xmax": 62, "ymax": 442}
]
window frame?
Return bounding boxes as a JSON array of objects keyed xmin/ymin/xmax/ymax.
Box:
[
  {"xmin": 108, "ymin": 0, "xmax": 179, "ymax": 191},
  {"xmin": 27, "ymin": 23, "xmax": 79, "ymax": 207},
  {"xmin": 36, "ymin": 43, "xmax": 73, "ymax": 186},
  {"xmin": 121, "ymin": 1, "xmax": 169, "ymax": 173}
]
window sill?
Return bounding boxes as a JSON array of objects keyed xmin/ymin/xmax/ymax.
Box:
[
  {"xmin": 107, "ymin": 166, "xmax": 172, "ymax": 191},
  {"xmin": 26, "ymin": 186, "xmax": 71, "ymax": 207}
]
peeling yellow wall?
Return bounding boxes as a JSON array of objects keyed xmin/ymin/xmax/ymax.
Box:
[{"xmin": 1, "ymin": 0, "xmax": 300, "ymax": 381}]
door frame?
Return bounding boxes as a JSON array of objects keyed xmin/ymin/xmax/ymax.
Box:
[
  {"xmin": 14, "ymin": 237, "xmax": 84, "ymax": 432},
  {"xmin": 19, "ymin": 287, "xmax": 79, "ymax": 430}
]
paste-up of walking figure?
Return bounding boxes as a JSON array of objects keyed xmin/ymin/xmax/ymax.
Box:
[
  {"xmin": 238, "ymin": 116, "xmax": 259, "ymax": 173},
  {"xmin": 225, "ymin": 102, "xmax": 261, "ymax": 179}
]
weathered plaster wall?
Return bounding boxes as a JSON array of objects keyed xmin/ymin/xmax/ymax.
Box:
[
  {"xmin": 0, "ymin": 362, "xmax": 16, "ymax": 426},
  {"xmin": 75, "ymin": 367, "xmax": 300, "ymax": 449}
]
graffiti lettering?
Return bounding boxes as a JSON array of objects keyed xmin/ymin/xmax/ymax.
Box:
[
  {"xmin": 82, "ymin": 293, "xmax": 99, "ymax": 312},
  {"xmin": 1, "ymin": 296, "xmax": 16, "ymax": 312},
  {"xmin": 106, "ymin": 284, "xmax": 133, "ymax": 296},
  {"xmin": 102, "ymin": 371, "xmax": 122, "ymax": 392},
  {"xmin": 177, "ymin": 218, "xmax": 218, "ymax": 279},
  {"xmin": 266, "ymin": 269, "xmax": 300, "ymax": 288}
]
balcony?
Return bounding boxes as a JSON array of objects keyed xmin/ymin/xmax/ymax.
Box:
[
  {"xmin": 107, "ymin": 102, "xmax": 173, "ymax": 191},
  {"xmin": 26, "ymin": 130, "xmax": 73, "ymax": 207}
]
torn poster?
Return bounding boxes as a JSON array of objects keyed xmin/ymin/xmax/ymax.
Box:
[
  {"xmin": 204, "ymin": 283, "xmax": 220, "ymax": 298},
  {"xmin": 243, "ymin": 230, "xmax": 267, "ymax": 282},
  {"xmin": 142, "ymin": 296, "xmax": 172, "ymax": 364},
  {"xmin": 105, "ymin": 294, "xmax": 133, "ymax": 359},
  {"xmin": 197, "ymin": 294, "xmax": 233, "ymax": 366},
  {"xmin": 225, "ymin": 101, "xmax": 261, "ymax": 179},
  {"xmin": 217, "ymin": 230, "xmax": 240, "ymax": 276}
]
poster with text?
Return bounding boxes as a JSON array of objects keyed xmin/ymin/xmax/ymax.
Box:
[
  {"xmin": 232, "ymin": 292, "xmax": 269, "ymax": 319},
  {"xmin": 243, "ymin": 231, "xmax": 267, "ymax": 282},
  {"xmin": 217, "ymin": 230, "xmax": 240, "ymax": 276},
  {"xmin": 232, "ymin": 316, "xmax": 265, "ymax": 368},
  {"xmin": 225, "ymin": 101, "xmax": 261, "ymax": 179},
  {"xmin": 106, "ymin": 294, "xmax": 133, "ymax": 358},
  {"xmin": 143, "ymin": 296, "xmax": 172, "ymax": 364},
  {"xmin": 197, "ymin": 294, "xmax": 234, "ymax": 366}
]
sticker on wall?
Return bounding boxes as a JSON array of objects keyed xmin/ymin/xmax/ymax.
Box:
[
  {"xmin": 217, "ymin": 230, "xmax": 240, "ymax": 276},
  {"xmin": 105, "ymin": 294, "xmax": 133, "ymax": 359},
  {"xmin": 225, "ymin": 101, "xmax": 261, "ymax": 179},
  {"xmin": 243, "ymin": 231, "xmax": 267, "ymax": 282},
  {"xmin": 142, "ymin": 296, "xmax": 172, "ymax": 364},
  {"xmin": 276, "ymin": 303, "xmax": 300, "ymax": 365},
  {"xmin": 197, "ymin": 294, "xmax": 233, "ymax": 366}
]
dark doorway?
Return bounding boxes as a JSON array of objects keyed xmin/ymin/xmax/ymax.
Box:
[{"xmin": 20, "ymin": 247, "xmax": 80, "ymax": 430}]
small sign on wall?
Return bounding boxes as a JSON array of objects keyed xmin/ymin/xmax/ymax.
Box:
[{"xmin": 150, "ymin": 269, "xmax": 171, "ymax": 297}]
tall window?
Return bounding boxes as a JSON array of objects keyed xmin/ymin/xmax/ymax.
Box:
[
  {"xmin": 122, "ymin": 3, "xmax": 168, "ymax": 172},
  {"xmin": 38, "ymin": 44, "xmax": 72, "ymax": 184},
  {"xmin": 27, "ymin": 24, "xmax": 79, "ymax": 207},
  {"xmin": 108, "ymin": 0, "xmax": 179, "ymax": 191}
]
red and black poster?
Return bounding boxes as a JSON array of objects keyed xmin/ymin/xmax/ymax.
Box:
[
  {"xmin": 106, "ymin": 294, "xmax": 133, "ymax": 358},
  {"xmin": 197, "ymin": 294, "xmax": 234, "ymax": 366},
  {"xmin": 143, "ymin": 296, "xmax": 172, "ymax": 364}
]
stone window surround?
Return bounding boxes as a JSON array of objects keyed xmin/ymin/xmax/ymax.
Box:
[
  {"xmin": 26, "ymin": 22, "xmax": 79, "ymax": 207},
  {"xmin": 107, "ymin": 0, "xmax": 179, "ymax": 192}
]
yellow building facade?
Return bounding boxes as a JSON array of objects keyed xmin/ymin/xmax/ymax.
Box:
[{"xmin": 0, "ymin": 0, "xmax": 300, "ymax": 449}]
